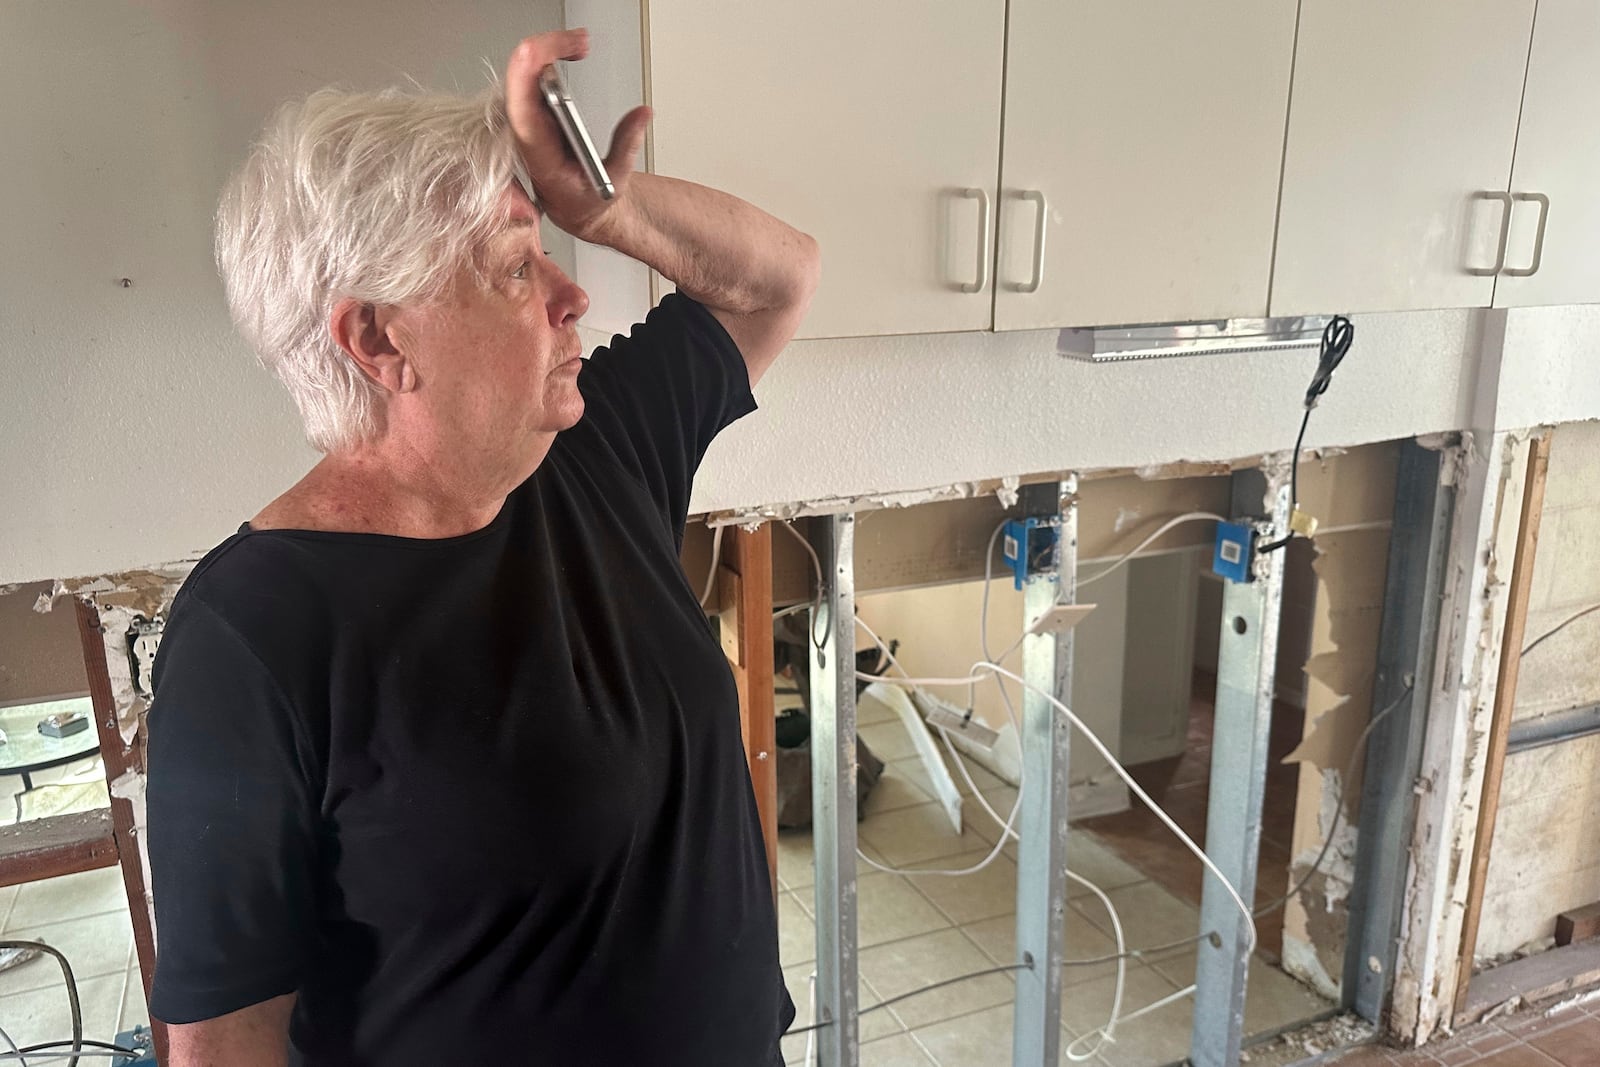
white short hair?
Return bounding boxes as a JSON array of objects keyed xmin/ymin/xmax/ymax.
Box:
[{"xmin": 215, "ymin": 86, "xmax": 525, "ymax": 452}]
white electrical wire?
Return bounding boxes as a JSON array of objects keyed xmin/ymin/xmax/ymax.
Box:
[
  {"xmin": 804, "ymin": 971, "xmax": 817, "ymax": 1067},
  {"xmin": 853, "ymin": 610, "xmax": 1233, "ymax": 1054},
  {"xmin": 853, "ymin": 612, "xmax": 1136, "ymax": 1050},
  {"xmin": 1076, "ymin": 511, "xmax": 1228, "ymax": 590},
  {"xmin": 794, "ymin": 510, "xmax": 1253, "ymax": 1048},
  {"xmin": 966, "ymin": 662, "xmax": 1254, "ymax": 953},
  {"xmin": 0, "ymin": 1024, "xmax": 24, "ymax": 1067},
  {"xmin": 944, "ymin": 740, "xmax": 1141, "ymax": 1059},
  {"xmin": 858, "ymin": 657, "xmax": 1255, "ymax": 1054},
  {"xmin": 776, "ymin": 520, "xmax": 830, "ymax": 652},
  {"xmin": 697, "ymin": 525, "xmax": 724, "ymax": 608},
  {"xmin": 852, "ymin": 616, "xmax": 1021, "ymax": 879},
  {"xmin": 1064, "ymin": 870, "xmax": 1128, "ymax": 1060}
]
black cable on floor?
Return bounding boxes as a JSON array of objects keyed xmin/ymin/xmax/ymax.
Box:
[
  {"xmin": 782, "ymin": 960, "xmax": 1031, "ymax": 1037},
  {"xmin": 18, "ymin": 1040, "xmax": 140, "ymax": 1057},
  {"xmin": 0, "ymin": 941, "xmax": 81, "ymax": 1067}
]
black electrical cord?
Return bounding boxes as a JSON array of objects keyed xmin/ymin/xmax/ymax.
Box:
[
  {"xmin": 782, "ymin": 960, "xmax": 1031, "ymax": 1037},
  {"xmin": 0, "ymin": 941, "xmax": 82, "ymax": 1067},
  {"xmin": 1260, "ymin": 315, "xmax": 1354, "ymax": 554},
  {"xmin": 17, "ymin": 1041, "xmax": 139, "ymax": 1057}
]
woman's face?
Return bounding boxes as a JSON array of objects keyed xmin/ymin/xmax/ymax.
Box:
[{"xmin": 387, "ymin": 185, "xmax": 590, "ymax": 490}]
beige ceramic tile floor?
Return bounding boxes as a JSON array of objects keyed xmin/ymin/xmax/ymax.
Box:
[
  {"xmin": 0, "ymin": 865, "xmax": 149, "ymax": 1051},
  {"xmin": 777, "ymin": 693, "xmax": 1334, "ymax": 1065},
  {"xmin": 0, "ymin": 714, "xmax": 1333, "ymax": 1066}
]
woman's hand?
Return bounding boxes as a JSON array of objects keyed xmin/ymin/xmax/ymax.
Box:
[{"xmin": 503, "ymin": 29, "xmax": 652, "ymax": 244}]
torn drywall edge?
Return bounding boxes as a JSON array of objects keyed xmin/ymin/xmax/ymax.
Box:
[
  {"xmin": 1282, "ymin": 929, "xmax": 1342, "ymax": 1003},
  {"xmin": 58, "ymin": 566, "xmax": 191, "ymax": 747},
  {"xmin": 62, "ymin": 564, "xmax": 193, "ymax": 622},
  {"xmin": 109, "ymin": 767, "xmax": 154, "ymax": 936},
  {"xmin": 1391, "ymin": 431, "xmax": 1529, "ymax": 1044},
  {"xmin": 995, "ymin": 475, "xmax": 1021, "ymax": 510},
  {"xmin": 1280, "ymin": 527, "xmax": 1392, "ymax": 999},
  {"xmin": 702, "ymin": 441, "xmax": 1385, "ymax": 529},
  {"xmin": 704, "ymin": 475, "xmax": 1054, "ymax": 527},
  {"xmin": 95, "ymin": 603, "xmax": 150, "ymax": 748}
]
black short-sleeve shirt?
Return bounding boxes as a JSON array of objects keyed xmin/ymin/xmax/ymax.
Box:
[{"xmin": 147, "ymin": 294, "xmax": 793, "ymax": 1066}]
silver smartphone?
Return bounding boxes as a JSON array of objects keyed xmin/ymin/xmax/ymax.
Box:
[{"xmin": 538, "ymin": 64, "xmax": 615, "ymax": 200}]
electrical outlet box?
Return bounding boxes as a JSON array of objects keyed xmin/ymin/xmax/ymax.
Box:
[
  {"xmin": 127, "ymin": 615, "xmax": 164, "ymax": 698},
  {"xmin": 1212, "ymin": 521, "xmax": 1255, "ymax": 584},
  {"xmin": 1001, "ymin": 518, "xmax": 1059, "ymax": 591}
]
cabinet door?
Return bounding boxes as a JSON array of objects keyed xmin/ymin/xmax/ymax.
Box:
[
  {"xmin": 994, "ymin": 1, "xmax": 1296, "ymax": 331},
  {"xmin": 1494, "ymin": 0, "xmax": 1600, "ymax": 308},
  {"xmin": 1271, "ymin": 0, "xmax": 1536, "ymax": 316},
  {"xmin": 647, "ymin": 2, "xmax": 1006, "ymax": 339}
]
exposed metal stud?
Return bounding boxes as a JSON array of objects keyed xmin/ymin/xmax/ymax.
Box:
[
  {"xmin": 1344, "ymin": 440, "xmax": 1455, "ymax": 1020},
  {"xmin": 1012, "ymin": 477, "xmax": 1077, "ymax": 1066},
  {"xmin": 1189, "ymin": 467, "xmax": 1290, "ymax": 1067},
  {"xmin": 810, "ymin": 513, "xmax": 860, "ymax": 1067}
]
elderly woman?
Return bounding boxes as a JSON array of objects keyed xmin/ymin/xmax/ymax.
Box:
[{"xmin": 145, "ymin": 29, "xmax": 819, "ymax": 1067}]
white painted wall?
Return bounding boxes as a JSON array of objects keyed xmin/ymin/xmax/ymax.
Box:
[
  {"xmin": 691, "ymin": 308, "xmax": 1490, "ymax": 514},
  {"xmin": 0, "ymin": 0, "xmax": 564, "ymax": 585},
  {"xmin": 1496, "ymin": 306, "xmax": 1600, "ymax": 430},
  {"xmin": 5, "ymin": 6, "xmax": 1600, "ymax": 587}
]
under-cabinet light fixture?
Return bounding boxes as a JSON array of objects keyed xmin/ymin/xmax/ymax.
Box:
[{"xmin": 1057, "ymin": 315, "xmax": 1334, "ymax": 363}]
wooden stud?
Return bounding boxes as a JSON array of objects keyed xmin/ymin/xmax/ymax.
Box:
[
  {"xmin": 75, "ymin": 599, "xmax": 169, "ymax": 1062},
  {"xmin": 1454, "ymin": 432, "xmax": 1552, "ymax": 1016},
  {"xmin": 723, "ymin": 524, "xmax": 778, "ymax": 902}
]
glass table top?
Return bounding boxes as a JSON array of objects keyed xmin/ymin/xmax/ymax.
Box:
[{"xmin": 0, "ymin": 696, "xmax": 100, "ymax": 774}]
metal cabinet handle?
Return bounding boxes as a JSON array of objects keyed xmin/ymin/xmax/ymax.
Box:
[
  {"xmin": 1007, "ymin": 189, "xmax": 1049, "ymax": 293},
  {"xmin": 1467, "ymin": 190, "xmax": 1513, "ymax": 277},
  {"xmin": 1503, "ymin": 192, "xmax": 1551, "ymax": 277},
  {"xmin": 957, "ymin": 187, "xmax": 991, "ymax": 293}
]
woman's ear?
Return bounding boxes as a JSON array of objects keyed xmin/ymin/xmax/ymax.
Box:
[{"xmin": 329, "ymin": 298, "xmax": 417, "ymax": 393}]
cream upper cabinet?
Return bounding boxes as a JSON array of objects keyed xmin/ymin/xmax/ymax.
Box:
[
  {"xmin": 1493, "ymin": 0, "xmax": 1600, "ymax": 308},
  {"xmin": 993, "ymin": 1, "xmax": 1296, "ymax": 332},
  {"xmin": 1270, "ymin": 0, "xmax": 1538, "ymax": 317},
  {"xmin": 646, "ymin": 2, "xmax": 1007, "ymax": 340}
]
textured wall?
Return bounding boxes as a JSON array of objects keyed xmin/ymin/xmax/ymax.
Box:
[
  {"xmin": 0, "ymin": 0, "xmax": 562, "ymax": 585},
  {"xmin": 693, "ymin": 307, "xmax": 1483, "ymax": 517}
]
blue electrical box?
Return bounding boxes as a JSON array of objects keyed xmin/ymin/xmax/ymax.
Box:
[
  {"xmin": 1212, "ymin": 521, "xmax": 1255, "ymax": 584},
  {"xmin": 1001, "ymin": 518, "xmax": 1059, "ymax": 590}
]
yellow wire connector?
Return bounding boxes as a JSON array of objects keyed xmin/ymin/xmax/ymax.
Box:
[{"xmin": 1288, "ymin": 506, "xmax": 1319, "ymax": 539}]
